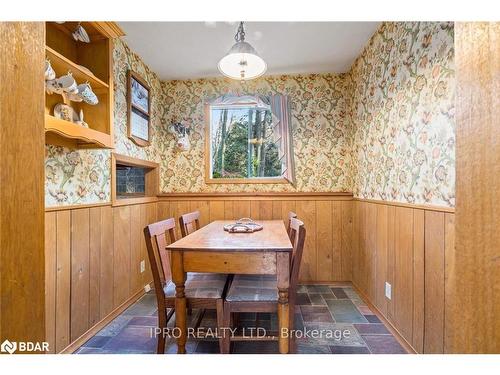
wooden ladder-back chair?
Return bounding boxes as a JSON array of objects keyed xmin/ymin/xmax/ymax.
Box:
[
  {"xmin": 179, "ymin": 210, "xmax": 201, "ymax": 237},
  {"xmin": 221, "ymin": 217, "xmax": 306, "ymax": 353},
  {"xmin": 144, "ymin": 217, "xmax": 229, "ymax": 354},
  {"xmin": 287, "ymin": 211, "xmax": 297, "ymax": 239}
]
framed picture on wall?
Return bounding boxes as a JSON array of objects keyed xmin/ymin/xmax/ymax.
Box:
[{"xmin": 127, "ymin": 70, "xmax": 151, "ymax": 147}]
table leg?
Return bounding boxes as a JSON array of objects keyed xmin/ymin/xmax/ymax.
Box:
[
  {"xmin": 171, "ymin": 250, "xmax": 187, "ymax": 354},
  {"xmin": 277, "ymin": 252, "xmax": 290, "ymax": 354}
]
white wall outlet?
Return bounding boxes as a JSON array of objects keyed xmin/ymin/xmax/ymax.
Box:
[
  {"xmin": 385, "ymin": 282, "xmax": 392, "ymax": 300},
  {"xmin": 140, "ymin": 260, "xmax": 145, "ymax": 273},
  {"xmin": 144, "ymin": 284, "xmax": 151, "ymax": 293}
]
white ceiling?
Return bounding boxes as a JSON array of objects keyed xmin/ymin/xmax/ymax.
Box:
[{"xmin": 119, "ymin": 22, "xmax": 380, "ymax": 80}]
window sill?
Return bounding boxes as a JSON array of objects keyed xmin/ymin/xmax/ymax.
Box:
[{"xmin": 204, "ymin": 177, "xmax": 290, "ymax": 184}]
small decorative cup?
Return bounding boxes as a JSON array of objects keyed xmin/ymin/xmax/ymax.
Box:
[
  {"xmin": 76, "ymin": 83, "xmax": 98, "ymax": 105},
  {"xmin": 45, "ymin": 59, "xmax": 56, "ymax": 81},
  {"xmin": 55, "ymin": 73, "xmax": 78, "ymax": 94}
]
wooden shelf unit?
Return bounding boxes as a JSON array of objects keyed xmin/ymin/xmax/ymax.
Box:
[{"xmin": 44, "ymin": 22, "xmax": 124, "ymax": 149}]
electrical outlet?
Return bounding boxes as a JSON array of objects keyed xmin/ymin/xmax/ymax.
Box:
[
  {"xmin": 140, "ymin": 260, "xmax": 145, "ymax": 273},
  {"xmin": 385, "ymin": 282, "xmax": 392, "ymax": 300},
  {"xmin": 144, "ymin": 284, "xmax": 151, "ymax": 293}
]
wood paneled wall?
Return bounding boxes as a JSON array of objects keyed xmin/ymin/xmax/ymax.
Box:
[
  {"xmin": 352, "ymin": 199, "xmax": 454, "ymax": 353},
  {"xmin": 1, "ymin": 22, "xmax": 46, "ymax": 344},
  {"xmin": 45, "ymin": 202, "xmax": 156, "ymax": 352},
  {"xmin": 447, "ymin": 22, "xmax": 500, "ymax": 353},
  {"xmin": 157, "ymin": 194, "xmax": 353, "ymax": 282},
  {"xmin": 45, "ymin": 193, "xmax": 456, "ymax": 354}
]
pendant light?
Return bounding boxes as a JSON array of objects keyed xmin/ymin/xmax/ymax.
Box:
[{"xmin": 218, "ymin": 22, "xmax": 267, "ymax": 81}]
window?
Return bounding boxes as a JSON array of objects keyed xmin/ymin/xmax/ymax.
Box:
[
  {"xmin": 205, "ymin": 94, "xmax": 295, "ymax": 184},
  {"xmin": 111, "ymin": 153, "xmax": 159, "ymax": 204}
]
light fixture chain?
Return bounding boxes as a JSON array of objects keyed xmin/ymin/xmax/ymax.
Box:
[{"xmin": 234, "ymin": 21, "xmax": 245, "ymax": 42}]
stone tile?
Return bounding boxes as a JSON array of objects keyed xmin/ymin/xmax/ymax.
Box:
[
  {"xmin": 122, "ymin": 294, "xmax": 157, "ymax": 316},
  {"xmin": 102, "ymin": 326, "xmax": 156, "ymax": 353},
  {"xmin": 296, "ymin": 343, "xmax": 332, "ymax": 354},
  {"xmin": 326, "ymin": 299, "xmax": 368, "ymax": 323},
  {"xmin": 127, "ymin": 316, "xmax": 158, "ymax": 327},
  {"xmin": 354, "ymin": 323, "xmax": 390, "ymax": 335},
  {"xmin": 96, "ymin": 316, "xmax": 133, "ymax": 337},
  {"xmin": 357, "ymin": 305, "xmax": 373, "ymax": 315},
  {"xmin": 330, "ymin": 288, "xmax": 348, "ymax": 299},
  {"xmin": 362, "ymin": 335, "xmax": 407, "ymax": 354},
  {"xmin": 164, "ymin": 339, "xmax": 198, "ymax": 354},
  {"xmin": 76, "ymin": 347, "xmax": 107, "ymax": 354},
  {"xmin": 300, "ymin": 305, "xmax": 334, "ymax": 323},
  {"xmin": 364, "ymin": 315, "xmax": 382, "ymax": 323},
  {"xmin": 306, "ymin": 285, "xmax": 332, "ymax": 294},
  {"xmin": 293, "ymin": 312, "xmax": 305, "ymax": 331},
  {"xmin": 237, "ymin": 312, "xmax": 256, "ymax": 320},
  {"xmin": 296, "ymin": 293, "xmax": 311, "ymax": 305},
  {"xmin": 299, "ymin": 322, "xmax": 365, "ymax": 347},
  {"xmin": 256, "ymin": 312, "xmax": 272, "ymax": 320},
  {"xmin": 297, "ymin": 285, "xmax": 308, "ymax": 293},
  {"xmin": 82, "ymin": 335, "xmax": 111, "ymax": 348},
  {"xmin": 309, "ymin": 293, "xmax": 327, "ymax": 305},
  {"xmin": 343, "ymin": 288, "xmax": 363, "ymax": 302},
  {"xmin": 75, "ymin": 283, "xmax": 404, "ymax": 355},
  {"xmin": 321, "ymin": 293, "xmax": 337, "ymax": 300},
  {"xmin": 195, "ymin": 340, "xmax": 221, "ymax": 354},
  {"xmin": 232, "ymin": 341, "xmax": 279, "ymax": 354},
  {"xmin": 238, "ymin": 319, "xmax": 271, "ymax": 332},
  {"xmin": 330, "ymin": 345, "xmax": 371, "ymax": 354}
]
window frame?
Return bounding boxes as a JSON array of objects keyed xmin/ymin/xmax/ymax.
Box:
[{"xmin": 204, "ymin": 102, "xmax": 289, "ymax": 185}]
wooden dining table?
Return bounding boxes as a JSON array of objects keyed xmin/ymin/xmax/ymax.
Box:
[{"xmin": 166, "ymin": 219, "xmax": 293, "ymax": 354}]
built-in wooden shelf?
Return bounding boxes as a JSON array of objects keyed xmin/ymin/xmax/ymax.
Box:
[
  {"xmin": 45, "ymin": 114, "xmax": 113, "ymax": 149},
  {"xmin": 44, "ymin": 22, "xmax": 124, "ymax": 149},
  {"xmin": 45, "ymin": 46, "xmax": 109, "ymax": 91}
]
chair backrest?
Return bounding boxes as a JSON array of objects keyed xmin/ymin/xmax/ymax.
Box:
[
  {"xmin": 287, "ymin": 211, "xmax": 297, "ymax": 239},
  {"xmin": 143, "ymin": 218, "xmax": 177, "ymax": 306},
  {"xmin": 289, "ymin": 217, "xmax": 306, "ymax": 291},
  {"xmin": 179, "ymin": 210, "xmax": 201, "ymax": 237}
]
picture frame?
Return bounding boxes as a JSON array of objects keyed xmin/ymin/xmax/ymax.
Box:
[{"xmin": 127, "ymin": 70, "xmax": 151, "ymax": 147}]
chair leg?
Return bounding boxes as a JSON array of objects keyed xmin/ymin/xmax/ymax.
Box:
[
  {"xmin": 288, "ymin": 298, "xmax": 296, "ymax": 353},
  {"xmin": 157, "ymin": 309, "xmax": 168, "ymax": 354},
  {"xmin": 216, "ymin": 299, "xmax": 226, "ymax": 353},
  {"xmin": 221, "ymin": 303, "xmax": 231, "ymax": 354}
]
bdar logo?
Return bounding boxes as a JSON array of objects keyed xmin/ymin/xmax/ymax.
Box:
[{"xmin": 1, "ymin": 339, "xmax": 17, "ymax": 354}]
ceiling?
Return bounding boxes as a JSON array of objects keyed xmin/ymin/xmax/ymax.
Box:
[{"xmin": 119, "ymin": 22, "xmax": 380, "ymax": 80}]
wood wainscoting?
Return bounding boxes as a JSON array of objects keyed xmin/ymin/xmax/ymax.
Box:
[
  {"xmin": 45, "ymin": 202, "xmax": 157, "ymax": 353},
  {"xmin": 45, "ymin": 192, "xmax": 455, "ymax": 354},
  {"xmin": 352, "ymin": 199, "xmax": 454, "ymax": 354}
]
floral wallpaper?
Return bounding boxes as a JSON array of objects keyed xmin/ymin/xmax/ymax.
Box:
[
  {"xmin": 346, "ymin": 22, "xmax": 456, "ymax": 207},
  {"xmin": 159, "ymin": 74, "xmax": 352, "ymax": 193},
  {"xmin": 45, "ymin": 22, "xmax": 456, "ymax": 208},
  {"xmin": 45, "ymin": 39, "xmax": 163, "ymax": 206}
]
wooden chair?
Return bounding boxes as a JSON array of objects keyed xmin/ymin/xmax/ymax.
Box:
[
  {"xmin": 221, "ymin": 217, "xmax": 306, "ymax": 353},
  {"xmin": 179, "ymin": 210, "xmax": 201, "ymax": 237},
  {"xmin": 179, "ymin": 210, "xmax": 200, "ymax": 316},
  {"xmin": 287, "ymin": 211, "xmax": 297, "ymax": 239},
  {"xmin": 144, "ymin": 218, "xmax": 229, "ymax": 354}
]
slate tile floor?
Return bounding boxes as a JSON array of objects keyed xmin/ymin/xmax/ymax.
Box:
[{"xmin": 75, "ymin": 285, "xmax": 407, "ymax": 354}]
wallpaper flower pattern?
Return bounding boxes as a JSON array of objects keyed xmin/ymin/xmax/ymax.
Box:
[
  {"xmin": 45, "ymin": 39, "xmax": 163, "ymax": 206},
  {"xmin": 346, "ymin": 22, "xmax": 456, "ymax": 206},
  {"xmin": 159, "ymin": 74, "xmax": 351, "ymax": 193},
  {"xmin": 45, "ymin": 22, "xmax": 456, "ymax": 208}
]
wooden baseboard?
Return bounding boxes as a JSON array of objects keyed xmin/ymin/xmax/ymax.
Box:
[
  {"xmin": 352, "ymin": 283, "xmax": 416, "ymax": 354},
  {"xmin": 59, "ymin": 287, "xmax": 147, "ymax": 354}
]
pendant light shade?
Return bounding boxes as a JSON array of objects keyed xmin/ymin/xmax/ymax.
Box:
[{"xmin": 218, "ymin": 22, "xmax": 267, "ymax": 81}]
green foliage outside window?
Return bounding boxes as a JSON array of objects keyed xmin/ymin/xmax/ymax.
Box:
[{"xmin": 211, "ymin": 106, "xmax": 282, "ymax": 179}]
